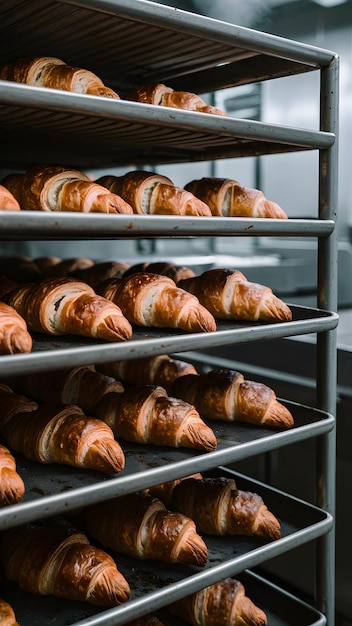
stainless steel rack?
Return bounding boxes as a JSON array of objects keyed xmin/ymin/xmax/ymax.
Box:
[{"xmin": 0, "ymin": 1, "xmax": 338, "ymax": 625}]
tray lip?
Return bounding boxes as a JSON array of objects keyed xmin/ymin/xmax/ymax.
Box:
[
  {"xmin": 58, "ymin": 0, "xmax": 337, "ymax": 68},
  {"xmin": 0, "ymin": 400, "xmax": 334, "ymax": 530},
  {"xmin": 0, "ymin": 306, "xmax": 339, "ymax": 377},
  {"xmin": 0, "ymin": 210, "xmax": 336, "ymax": 239},
  {"xmin": 59, "ymin": 469, "xmax": 333, "ymax": 626},
  {"xmin": 0, "ymin": 82, "xmax": 335, "ymax": 148}
]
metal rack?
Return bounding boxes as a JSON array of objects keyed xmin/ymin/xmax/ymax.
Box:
[{"xmin": 0, "ymin": 1, "xmax": 338, "ymax": 625}]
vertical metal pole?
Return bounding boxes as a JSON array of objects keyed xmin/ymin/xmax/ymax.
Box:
[{"xmin": 317, "ymin": 53, "xmax": 339, "ymax": 626}]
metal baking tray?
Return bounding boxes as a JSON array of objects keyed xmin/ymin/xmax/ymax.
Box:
[
  {"xmin": 0, "ymin": 305, "xmax": 339, "ymax": 377},
  {"xmin": 0, "ymin": 210, "xmax": 336, "ymax": 239},
  {"xmin": 0, "ymin": 0, "xmax": 335, "ymax": 92},
  {"xmin": 0, "ymin": 402, "xmax": 334, "ymax": 530},
  {"xmin": 0, "ymin": 83, "xmax": 335, "ymax": 169},
  {"xmin": 0, "ymin": 470, "xmax": 331, "ymax": 625}
]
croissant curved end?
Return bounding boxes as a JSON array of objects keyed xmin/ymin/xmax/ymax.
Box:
[
  {"xmin": 83, "ymin": 438, "xmax": 125, "ymax": 474},
  {"xmin": 180, "ymin": 420, "xmax": 217, "ymax": 451},
  {"xmin": 88, "ymin": 566, "xmax": 130, "ymax": 607},
  {"xmin": 2, "ymin": 327, "xmax": 33, "ymax": 354},
  {"xmin": 255, "ymin": 506, "xmax": 281, "ymax": 541},
  {"xmin": 259, "ymin": 294, "xmax": 292, "ymax": 322},
  {"xmin": 236, "ymin": 595, "xmax": 268, "ymax": 626},
  {"xmin": 263, "ymin": 400, "xmax": 294, "ymax": 429},
  {"xmin": 0, "ymin": 467, "xmax": 25, "ymax": 506},
  {"xmin": 181, "ymin": 306, "xmax": 217, "ymax": 333},
  {"xmin": 176, "ymin": 527, "xmax": 208, "ymax": 567},
  {"xmin": 96, "ymin": 315, "xmax": 133, "ymax": 342}
]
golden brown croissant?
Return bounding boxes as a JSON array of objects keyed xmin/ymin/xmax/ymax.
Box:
[
  {"xmin": 168, "ymin": 577, "xmax": 267, "ymax": 626},
  {"xmin": 1, "ymin": 521, "xmax": 130, "ymax": 607},
  {"xmin": 98, "ymin": 353, "xmax": 198, "ymax": 394},
  {"xmin": 178, "ymin": 268, "xmax": 292, "ymax": 322},
  {"xmin": 0, "ymin": 599, "xmax": 20, "ymax": 626},
  {"xmin": 0, "ymin": 384, "xmax": 125, "ymax": 474},
  {"xmin": 3, "ymin": 276, "xmax": 133, "ymax": 342},
  {"xmin": 73, "ymin": 261, "xmax": 131, "ymax": 290},
  {"xmin": 0, "ymin": 444, "xmax": 25, "ymax": 507},
  {"xmin": 172, "ymin": 368, "xmax": 294, "ymax": 429},
  {"xmin": 128, "ymin": 83, "xmax": 226, "ymax": 116},
  {"xmin": 0, "ymin": 55, "xmax": 120, "ymax": 99},
  {"xmin": 82, "ymin": 491, "xmax": 208, "ymax": 566},
  {"xmin": 0, "ymin": 184, "xmax": 20, "ymax": 211},
  {"xmin": 122, "ymin": 261, "xmax": 196, "ymax": 283},
  {"xmin": 168, "ymin": 476, "xmax": 281, "ymax": 540},
  {"xmin": 97, "ymin": 170, "xmax": 212, "ymax": 216},
  {"xmin": 14, "ymin": 364, "xmax": 124, "ymax": 415},
  {"xmin": 184, "ymin": 177, "xmax": 288, "ymax": 219},
  {"xmin": 144, "ymin": 473, "xmax": 203, "ymax": 507},
  {"xmin": 97, "ymin": 272, "xmax": 217, "ymax": 333},
  {"xmin": 95, "ymin": 384, "xmax": 217, "ymax": 451},
  {"xmin": 2, "ymin": 164, "xmax": 133, "ymax": 214},
  {"xmin": 0, "ymin": 301, "xmax": 32, "ymax": 354}
]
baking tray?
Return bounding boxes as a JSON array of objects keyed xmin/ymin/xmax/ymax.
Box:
[
  {"xmin": 0, "ymin": 470, "xmax": 331, "ymax": 625},
  {"xmin": 0, "ymin": 402, "xmax": 334, "ymax": 530},
  {"xmin": 0, "ymin": 83, "xmax": 335, "ymax": 169},
  {"xmin": 0, "ymin": 210, "xmax": 336, "ymax": 239},
  {"xmin": 0, "ymin": 305, "xmax": 339, "ymax": 377}
]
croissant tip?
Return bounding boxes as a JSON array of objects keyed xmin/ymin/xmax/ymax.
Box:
[
  {"xmin": 258, "ymin": 508, "xmax": 281, "ymax": 541},
  {"xmin": 260, "ymin": 295, "xmax": 292, "ymax": 322},
  {"xmin": 6, "ymin": 329, "xmax": 33, "ymax": 354},
  {"xmin": 84, "ymin": 439, "xmax": 125, "ymax": 474},
  {"xmin": 265, "ymin": 400, "xmax": 294, "ymax": 429},
  {"xmin": 97, "ymin": 316, "xmax": 132, "ymax": 342},
  {"xmin": 179, "ymin": 533, "xmax": 208, "ymax": 567}
]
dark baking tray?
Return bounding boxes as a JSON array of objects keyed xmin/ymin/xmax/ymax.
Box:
[
  {"xmin": 0, "ymin": 399, "xmax": 334, "ymax": 529},
  {"xmin": 0, "ymin": 305, "xmax": 339, "ymax": 377},
  {"xmin": 0, "ymin": 470, "xmax": 330, "ymax": 626}
]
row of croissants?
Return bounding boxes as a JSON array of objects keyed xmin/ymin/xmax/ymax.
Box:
[
  {"xmin": 0, "ymin": 356, "xmax": 294, "ymax": 506},
  {"xmin": 0, "ymin": 164, "xmax": 288, "ymax": 218},
  {"xmin": 0, "ymin": 257, "xmax": 292, "ymax": 355}
]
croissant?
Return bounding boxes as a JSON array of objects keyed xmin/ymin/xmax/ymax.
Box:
[
  {"xmin": 41, "ymin": 256, "xmax": 94, "ymax": 278},
  {"xmin": 168, "ymin": 577, "xmax": 267, "ymax": 626},
  {"xmin": 2, "ymin": 165, "xmax": 133, "ymax": 214},
  {"xmin": 0, "ymin": 444, "xmax": 25, "ymax": 507},
  {"xmin": 82, "ymin": 491, "xmax": 208, "ymax": 566},
  {"xmin": 3, "ymin": 276, "xmax": 133, "ymax": 342},
  {"xmin": 0, "ymin": 301, "xmax": 32, "ymax": 354},
  {"xmin": 95, "ymin": 384, "xmax": 217, "ymax": 451},
  {"xmin": 97, "ymin": 272, "xmax": 217, "ymax": 333},
  {"xmin": 128, "ymin": 83, "xmax": 226, "ymax": 116},
  {"xmin": 0, "ymin": 599, "xmax": 19, "ymax": 626},
  {"xmin": 144, "ymin": 473, "xmax": 203, "ymax": 507},
  {"xmin": 0, "ymin": 384, "xmax": 125, "ymax": 474},
  {"xmin": 0, "ymin": 55, "xmax": 120, "ymax": 99},
  {"xmin": 0, "ymin": 184, "xmax": 20, "ymax": 211},
  {"xmin": 73, "ymin": 261, "xmax": 130, "ymax": 290},
  {"xmin": 172, "ymin": 369, "xmax": 294, "ymax": 429},
  {"xmin": 169, "ymin": 476, "xmax": 281, "ymax": 540},
  {"xmin": 0, "ymin": 521, "xmax": 130, "ymax": 607},
  {"xmin": 98, "ymin": 353, "xmax": 198, "ymax": 394},
  {"xmin": 178, "ymin": 268, "xmax": 292, "ymax": 322},
  {"xmin": 97, "ymin": 170, "xmax": 212, "ymax": 216},
  {"xmin": 122, "ymin": 261, "xmax": 196, "ymax": 283},
  {"xmin": 184, "ymin": 177, "xmax": 288, "ymax": 219},
  {"xmin": 15, "ymin": 364, "xmax": 124, "ymax": 414}
]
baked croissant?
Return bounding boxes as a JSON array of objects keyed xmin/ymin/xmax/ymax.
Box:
[
  {"xmin": 73, "ymin": 261, "xmax": 131, "ymax": 290},
  {"xmin": 144, "ymin": 473, "xmax": 203, "ymax": 507},
  {"xmin": 95, "ymin": 384, "xmax": 217, "ymax": 451},
  {"xmin": 168, "ymin": 476, "xmax": 281, "ymax": 540},
  {"xmin": 3, "ymin": 276, "xmax": 133, "ymax": 342},
  {"xmin": 184, "ymin": 177, "xmax": 288, "ymax": 219},
  {"xmin": 2, "ymin": 164, "xmax": 133, "ymax": 214},
  {"xmin": 172, "ymin": 368, "xmax": 294, "ymax": 429},
  {"xmin": 0, "ymin": 599, "xmax": 20, "ymax": 626},
  {"xmin": 0, "ymin": 301, "xmax": 32, "ymax": 354},
  {"xmin": 0, "ymin": 384, "xmax": 125, "ymax": 474},
  {"xmin": 168, "ymin": 577, "xmax": 267, "ymax": 626},
  {"xmin": 82, "ymin": 490, "xmax": 208, "ymax": 566},
  {"xmin": 178, "ymin": 268, "xmax": 292, "ymax": 322},
  {"xmin": 0, "ymin": 184, "xmax": 20, "ymax": 211},
  {"xmin": 128, "ymin": 83, "xmax": 226, "ymax": 116},
  {"xmin": 97, "ymin": 170, "xmax": 212, "ymax": 216},
  {"xmin": 122, "ymin": 261, "xmax": 196, "ymax": 283},
  {"xmin": 0, "ymin": 521, "xmax": 130, "ymax": 607},
  {"xmin": 97, "ymin": 272, "xmax": 217, "ymax": 333},
  {"xmin": 15, "ymin": 364, "xmax": 124, "ymax": 415},
  {"xmin": 0, "ymin": 55, "xmax": 120, "ymax": 99},
  {"xmin": 98, "ymin": 353, "xmax": 198, "ymax": 394},
  {"xmin": 0, "ymin": 444, "xmax": 25, "ymax": 507}
]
